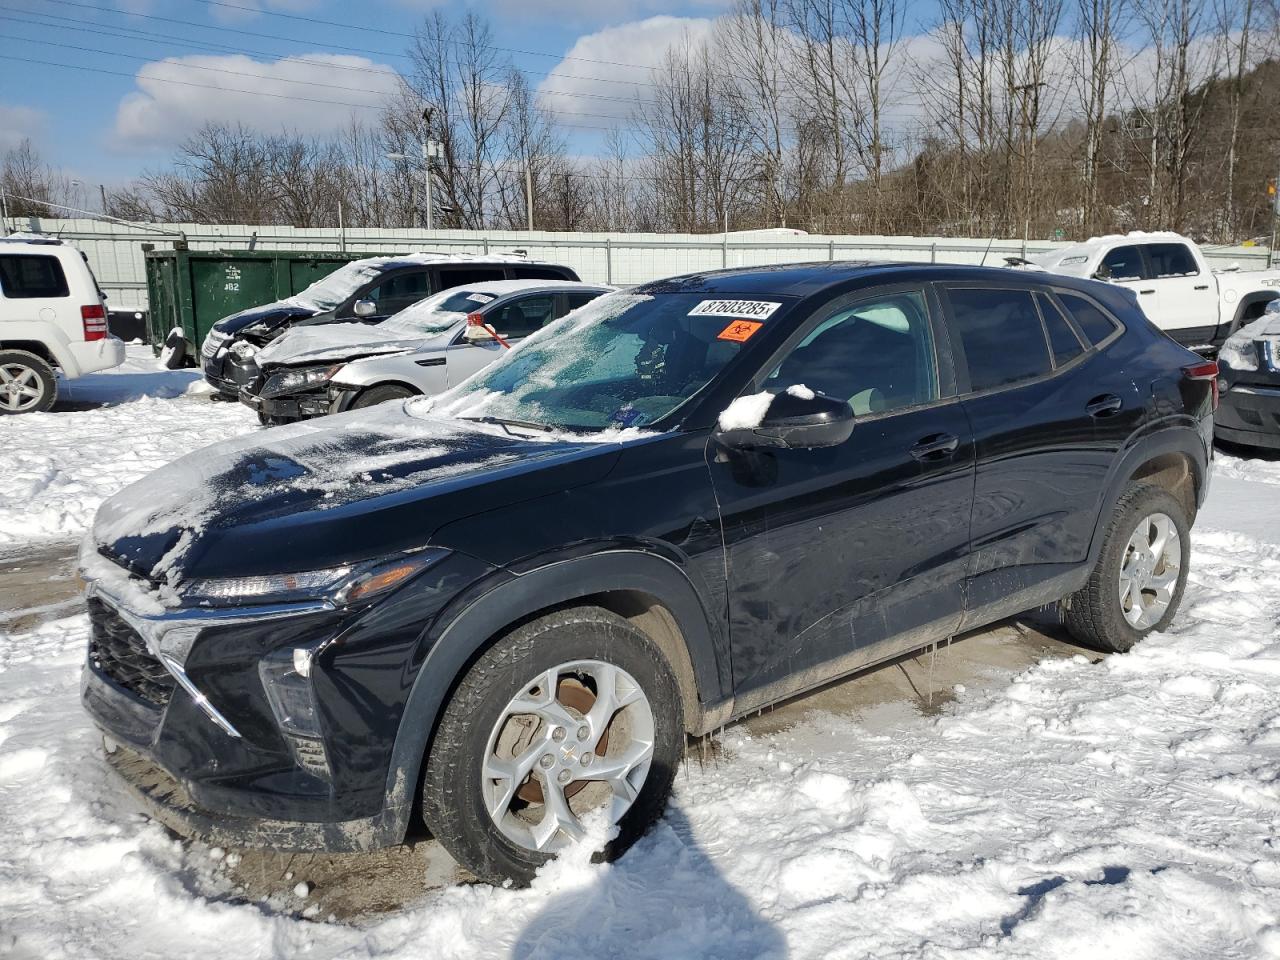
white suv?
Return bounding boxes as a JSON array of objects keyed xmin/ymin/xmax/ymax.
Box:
[{"xmin": 0, "ymin": 235, "xmax": 125, "ymax": 413}]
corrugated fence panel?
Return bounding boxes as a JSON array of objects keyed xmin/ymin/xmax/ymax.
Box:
[{"xmin": 16, "ymin": 218, "xmax": 1273, "ymax": 311}]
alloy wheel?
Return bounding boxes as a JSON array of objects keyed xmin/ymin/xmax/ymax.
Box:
[
  {"xmin": 1118, "ymin": 511, "xmax": 1182, "ymax": 629},
  {"xmin": 0, "ymin": 362, "xmax": 45, "ymax": 413},
  {"xmin": 482, "ymin": 659, "xmax": 655, "ymax": 853}
]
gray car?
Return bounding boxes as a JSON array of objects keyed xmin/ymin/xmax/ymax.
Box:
[{"xmin": 244, "ymin": 280, "xmax": 613, "ymax": 421}]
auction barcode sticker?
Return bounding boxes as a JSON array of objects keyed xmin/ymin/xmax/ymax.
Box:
[{"xmin": 688, "ymin": 299, "xmax": 782, "ymax": 320}]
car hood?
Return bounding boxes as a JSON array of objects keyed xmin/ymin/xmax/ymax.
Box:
[
  {"xmin": 213, "ymin": 300, "xmax": 319, "ymax": 336},
  {"xmin": 90, "ymin": 402, "xmax": 628, "ymax": 585},
  {"xmin": 256, "ymin": 322, "xmax": 457, "ymax": 368}
]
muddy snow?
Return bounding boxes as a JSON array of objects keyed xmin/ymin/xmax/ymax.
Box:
[{"xmin": 1, "ymin": 350, "xmax": 1279, "ymax": 959}]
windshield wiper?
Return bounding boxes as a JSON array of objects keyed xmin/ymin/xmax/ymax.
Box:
[{"xmin": 459, "ymin": 415, "xmax": 554, "ymax": 435}]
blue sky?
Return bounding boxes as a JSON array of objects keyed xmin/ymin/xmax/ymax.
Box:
[{"xmin": 0, "ymin": 0, "xmax": 736, "ymax": 193}]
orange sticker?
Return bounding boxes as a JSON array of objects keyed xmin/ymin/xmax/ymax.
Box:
[{"xmin": 717, "ymin": 320, "xmax": 763, "ymax": 343}]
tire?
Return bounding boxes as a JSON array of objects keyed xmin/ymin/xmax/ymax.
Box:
[
  {"xmin": 421, "ymin": 606, "xmax": 684, "ymax": 886},
  {"xmin": 160, "ymin": 328, "xmax": 188, "ymax": 370},
  {"xmin": 351, "ymin": 384, "xmax": 415, "ymax": 410},
  {"xmin": 1064, "ymin": 483, "xmax": 1190, "ymax": 653},
  {"xmin": 0, "ymin": 350, "xmax": 57, "ymax": 414}
]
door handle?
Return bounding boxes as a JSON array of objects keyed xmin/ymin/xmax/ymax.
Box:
[
  {"xmin": 1087, "ymin": 394, "xmax": 1123, "ymax": 417},
  {"xmin": 1138, "ymin": 289, "xmax": 1155, "ymax": 295},
  {"xmin": 1193, "ymin": 284, "xmax": 1209, "ymax": 290},
  {"xmin": 910, "ymin": 433, "xmax": 960, "ymax": 461}
]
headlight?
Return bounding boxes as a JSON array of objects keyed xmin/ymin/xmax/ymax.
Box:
[
  {"xmin": 260, "ymin": 363, "xmax": 344, "ymax": 398},
  {"xmin": 230, "ymin": 340, "xmax": 257, "ymax": 360},
  {"xmin": 181, "ymin": 549, "xmax": 449, "ymax": 607}
]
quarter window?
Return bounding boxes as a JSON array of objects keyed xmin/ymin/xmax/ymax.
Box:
[
  {"xmin": 1057, "ymin": 293, "xmax": 1119, "ymax": 346},
  {"xmin": 765, "ymin": 290, "xmax": 938, "ymax": 415},
  {"xmin": 1037, "ymin": 294, "xmax": 1085, "ymax": 366},
  {"xmin": 513, "ymin": 266, "xmax": 572, "ymax": 281},
  {"xmin": 0, "ymin": 255, "xmax": 70, "ymax": 299},
  {"xmin": 1144, "ymin": 243, "xmax": 1199, "ymax": 278},
  {"xmin": 1099, "ymin": 246, "xmax": 1145, "ymax": 282},
  {"xmin": 947, "ymin": 288, "xmax": 1051, "ymax": 392}
]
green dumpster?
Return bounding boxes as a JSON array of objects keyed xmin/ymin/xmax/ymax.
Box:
[{"xmin": 144, "ymin": 247, "xmax": 388, "ymax": 357}]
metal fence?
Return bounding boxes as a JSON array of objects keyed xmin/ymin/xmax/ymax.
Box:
[{"xmin": 15, "ymin": 218, "xmax": 1273, "ymax": 312}]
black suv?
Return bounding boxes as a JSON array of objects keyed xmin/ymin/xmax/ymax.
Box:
[
  {"xmin": 82, "ymin": 263, "xmax": 1215, "ymax": 885},
  {"xmin": 200, "ymin": 255, "xmax": 579, "ymax": 398}
]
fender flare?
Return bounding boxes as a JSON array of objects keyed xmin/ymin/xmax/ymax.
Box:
[
  {"xmin": 378, "ymin": 549, "xmax": 727, "ymax": 839},
  {"xmin": 1085, "ymin": 422, "xmax": 1208, "ymax": 569},
  {"xmin": 1224, "ymin": 290, "xmax": 1280, "ymax": 340},
  {"xmin": 0, "ymin": 321, "xmax": 78, "ymax": 375}
]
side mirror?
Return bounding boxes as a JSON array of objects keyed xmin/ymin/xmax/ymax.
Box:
[
  {"xmin": 1092, "ymin": 266, "xmax": 1111, "ymax": 281},
  {"xmin": 463, "ymin": 322, "xmax": 494, "ymax": 343},
  {"xmin": 717, "ymin": 389, "xmax": 855, "ymax": 450},
  {"xmin": 353, "ymin": 299, "xmax": 377, "ymax": 318}
]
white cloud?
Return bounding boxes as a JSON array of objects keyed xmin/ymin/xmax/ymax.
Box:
[
  {"xmin": 536, "ymin": 16, "xmax": 718, "ymax": 126},
  {"xmin": 0, "ymin": 104, "xmax": 47, "ymax": 152},
  {"xmin": 112, "ymin": 53, "xmax": 401, "ymax": 148}
]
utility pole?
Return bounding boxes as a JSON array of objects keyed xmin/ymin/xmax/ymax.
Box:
[
  {"xmin": 1270, "ymin": 166, "xmax": 1279, "ymax": 268},
  {"xmin": 562, "ymin": 172, "xmax": 571, "ymax": 230},
  {"xmin": 99, "ymin": 184, "xmax": 108, "ymax": 214},
  {"xmin": 525, "ymin": 165, "xmax": 534, "ymax": 231}
]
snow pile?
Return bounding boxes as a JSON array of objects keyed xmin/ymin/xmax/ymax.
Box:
[
  {"xmin": 4, "ymin": 521, "xmax": 1279, "ymax": 957},
  {"xmin": 0, "ymin": 347, "xmax": 257, "ymax": 549}
]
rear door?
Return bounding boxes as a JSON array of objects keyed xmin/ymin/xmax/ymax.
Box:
[
  {"xmin": 1142, "ymin": 242, "xmax": 1219, "ymax": 344},
  {"xmin": 939, "ymin": 284, "xmax": 1128, "ymax": 628},
  {"xmin": 708, "ymin": 285, "xmax": 976, "ymax": 706}
]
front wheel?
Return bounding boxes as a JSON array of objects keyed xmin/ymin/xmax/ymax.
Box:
[
  {"xmin": 351, "ymin": 384, "xmax": 415, "ymax": 410},
  {"xmin": 421, "ymin": 607, "xmax": 684, "ymax": 886},
  {"xmin": 1064, "ymin": 483, "xmax": 1190, "ymax": 653}
]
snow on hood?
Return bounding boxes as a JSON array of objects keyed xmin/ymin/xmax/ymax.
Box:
[
  {"xmin": 90, "ymin": 400, "xmax": 657, "ymax": 592},
  {"xmin": 254, "ymin": 321, "xmax": 454, "ymax": 368},
  {"xmin": 1219, "ymin": 301, "xmax": 1280, "ymax": 371}
]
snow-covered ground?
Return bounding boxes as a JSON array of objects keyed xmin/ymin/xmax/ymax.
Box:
[
  {"xmin": 1, "ymin": 357, "xmax": 1279, "ymax": 958},
  {"xmin": 0, "ymin": 347, "xmax": 258, "ymax": 550}
]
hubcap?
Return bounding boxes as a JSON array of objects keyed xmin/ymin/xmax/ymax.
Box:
[
  {"xmin": 0, "ymin": 363, "xmax": 44, "ymax": 412},
  {"xmin": 482, "ymin": 660, "xmax": 655, "ymax": 854},
  {"xmin": 1118, "ymin": 512, "xmax": 1181, "ymax": 629}
]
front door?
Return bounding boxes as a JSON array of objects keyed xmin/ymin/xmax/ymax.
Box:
[{"xmin": 708, "ymin": 287, "xmax": 976, "ymax": 708}]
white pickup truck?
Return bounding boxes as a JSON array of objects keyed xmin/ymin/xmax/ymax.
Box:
[{"xmin": 1029, "ymin": 231, "xmax": 1280, "ymax": 350}]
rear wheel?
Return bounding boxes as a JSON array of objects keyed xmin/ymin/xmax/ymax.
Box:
[
  {"xmin": 1064, "ymin": 484, "xmax": 1190, "ymax": 653},
  {"xmin": 421, "ymin": 607, "xmax": 684, "ymax": 886},
  {"xmin": 0, "ymin": 350, "xmax": 57, "ymax": 414},
  {"xmin": 351, "ymin": 384, "xmax": 415, "ymax": 410}
]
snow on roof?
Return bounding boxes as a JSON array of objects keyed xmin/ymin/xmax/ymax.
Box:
[
  {"xmin": 433, "ymin": 279, "xmax": 607, "ymax": 296},
  {"xmin": 0, "ymin": 233, "xmax": 65, "ymax": 245}
]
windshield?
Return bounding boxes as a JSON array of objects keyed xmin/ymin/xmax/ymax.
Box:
[
  {"xmin": 433, "ymin": 291, "xmax": 785, "ymax": 430},
  {"xmin": 288, "ymin": 259, "xmax": 391, "ymax": 312},
  {"xmin": 378, "ymin": 288, "xmax": 482, "ymax": 336}
]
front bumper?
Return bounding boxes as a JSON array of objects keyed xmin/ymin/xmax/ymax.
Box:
[
  {"xmin": 239, "ymin": 385, "xmax": 331, "ymax": 421},
  {"xmin": 1216, "ymin": 381, "xmax": 1280, "ymax": 449}
]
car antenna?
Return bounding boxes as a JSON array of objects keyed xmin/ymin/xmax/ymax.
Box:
[{"xmin": 979, "ymin": 233, "xmax": 997, "ymax": 267}]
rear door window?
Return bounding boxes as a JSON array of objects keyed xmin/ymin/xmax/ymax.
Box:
[
  {"xmin": 1144, "ymin": 242, "xmax": 1199, "ymax": 278},
  {"xmin": 946, "ymin": 288, "xmax": 1052, "ymax": 392},
  {"xmin": 1057, "ymin": 293, "xmax": 1120, "ymax": 346},
  {"xmin": 0, "ymin": 255, "xmax": 70, "ymax": 298},
  {"xmin": 513, "ymin": 266, "xmax": 573, "ymax": 281},
  {"xmin": 1037, "ymin": 293, "xmax": 1085, "ymax": 366},
  {"xmin": 1099, "ymin": 246, "xmax": 1146, "ymax": 282},
  {"xmin": 566, "ymin": 291, "xmax": 603, "ymax": 311},
  {"xmin": 437, "ymin": 266, "xmax": 506, "ymax": 289}
]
